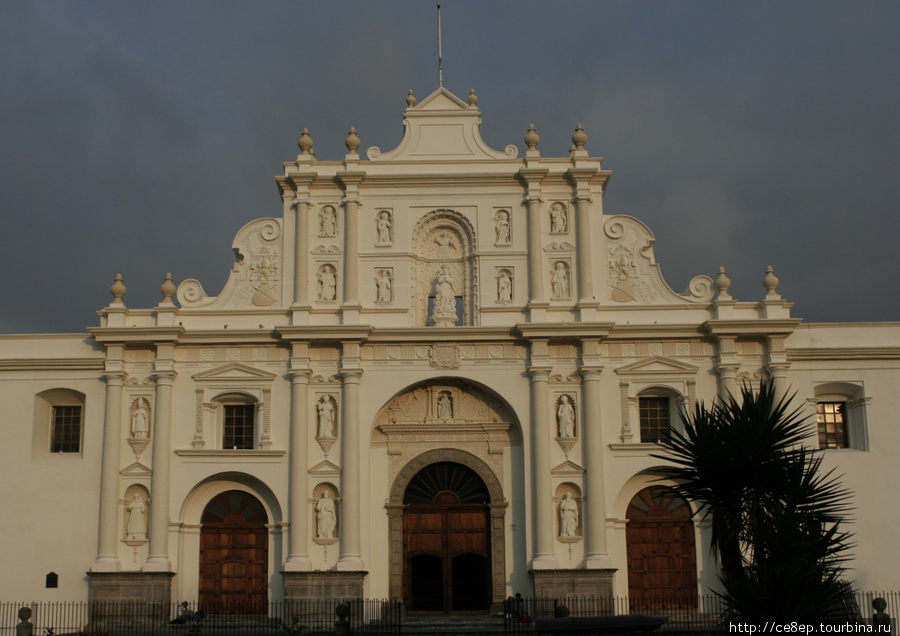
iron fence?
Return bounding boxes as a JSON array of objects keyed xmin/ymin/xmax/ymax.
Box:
[
  {"xmin": 503, "ymin": 591, "xmax": 899, "ymax": 635},
  {"xmin": 2, "ymin": 599, "xmax": 401, "ymax": 636}
]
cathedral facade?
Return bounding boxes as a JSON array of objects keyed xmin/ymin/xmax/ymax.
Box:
[{"xmin": 3, "ymin": 87, "xmax": 898, "ymax": 612}]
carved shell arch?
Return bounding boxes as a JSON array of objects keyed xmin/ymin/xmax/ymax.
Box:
[
  {"xmin": 370, "ymin": 376, "xmax": 521, "ymax": 442},
  {"xmin": 410, "ymin": 209, "xmax": 480, "ymax": 326}
]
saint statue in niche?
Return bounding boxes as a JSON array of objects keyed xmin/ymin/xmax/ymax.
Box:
[
  {"xmin": 550, "ymin": 202, "xmax": 568, "ymax": 233},
  {"xmin": 317, "ymin": 397, "xmax": 335, "ymax": 438},
  {"xmin": 316, "ymin": 492, "xmax": 336, "ymax": 539},
  {"xmin": 431, "ymin": 264, "xmax": 458, "ymax": 326},
  {"xmin": 495, "ymin": 210, "xmax": 511, "ymax": 244},
  {"xmin": 376, "ymin": 211, "xmax": 392, "ymax": 245},
  {"xmin": 375, "ymin": 269, "xmax": 392, "ymax": 303},
  {"xmin": 126, "ymin": 494, "xmax": 147, "ymax": 541},
  {"xmin": 559, "ymin": 493, "xmax": 578, "ymax": 537},
  {"xmin": 437, "ymin": 392, "xmax": 453, "ymax": 420},
  {"xmin": 317, "ymin": 265, "xmax": 337, "ymax": 301},
  {"xmin": 320, "ymin": 206, "xmax": 337, "ymax": 236},
  {"xmin": 131, "ymin": 402, "xmax": 149, "ymax": 439},
  {"xmin": 497, "ymin": 270, "xmax": 512, "ymax": 302},
  {"xmin": 551, "ymin": 262, "xmax": 570, "ymax": 298},
  {"xmin": 557, "ymin": 395, "xmax": 575, "ymax": 437}
]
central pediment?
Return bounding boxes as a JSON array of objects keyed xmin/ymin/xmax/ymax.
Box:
[{"xmin": 367, "ymin": 87, "xmax": 518, "ymax": 162}]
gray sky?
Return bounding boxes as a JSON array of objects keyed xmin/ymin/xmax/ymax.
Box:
[{"xmin": 2, "ymin": 1, "xmax": 898, "ymax": 333}]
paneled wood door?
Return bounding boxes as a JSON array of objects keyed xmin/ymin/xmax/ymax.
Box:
[
  {"xmin": 402, "ymin": 462, "xmax": 491, "ymax": 613},
  {"xmin": 626, "ymin": 486, "xmax": 697, "ymax": 609},
  {"xmin": 199, "ymin": 491, "xmax": 268, "ymax": 614}
]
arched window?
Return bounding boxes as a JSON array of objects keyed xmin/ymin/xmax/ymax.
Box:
[
  {"xmin": 213, "ymin": 393, "xmax": 259, "ymax": 450},
  {"xmin": 637, "ymin": 387, "xmax": 684, "ymax": 444},
  {"xmin": 33, "ymin": 389, "xmax": 85, "ymax": 457},
  {"xmin": 813, "ymin": 382, "xmax": 868, "ymax": 451}
]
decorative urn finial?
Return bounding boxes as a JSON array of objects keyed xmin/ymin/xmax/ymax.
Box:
[
  {"xmin": 525, "ymin": 124, "xmax": 540, "ymax": 151},
  {"xmin": 110, "ymin": 274, "xmax": 127, "ymax": 304},
  {"xmin": 406, "ymin": 90, "xmax": 416, "ymax": 107},
  {"xmin": 763, "ymin": 265, "xmax": 780, "ymax": 297},
  {"xmin": 297, "ymin": 128, "xmax": 314, "ymax": 155},
  {"xmin": 160, "ymin": 273, "xmax": 176, "ymax": 303},
  {"xmin": 468, "ymin": 89, "xmax": 478, "ymax": 107},
  {"xmin": 572, "ymin": 124, "xmax": 588, "ymax": 151},
  {"xmin": 345, "ymin": 127, "xmax": 361, "ymax": 154},
  {"xmin": 715, "ymin": 266, "xmax": 732, "ymax": 299}
]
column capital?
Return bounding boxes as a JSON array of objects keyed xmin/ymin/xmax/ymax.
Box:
[
  {"xmin": 339, "ymin": 368, "xmax": 364, "ymax": 383},
  {"xmin": 151, "ymin": 371, "xmax": 177, "ymax": 386},
  {"xmin": 580, "ymin": 367, "xmax": 604, "ymax": 382},
  {"xmin": 102, "ymin": 372, "xmax": 126, "ymax": 386}
]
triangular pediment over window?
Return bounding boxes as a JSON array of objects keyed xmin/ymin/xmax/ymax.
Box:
[
  {"xmin": 614, "ymin": 356, "xmax": 699, "ymax": 378},
  {"xmin": 192, "ymin": 363, "xmax": 277, "ymax": 383},
  {"xmin": 309, "ymin": 459, "xmax": 342, "ymax": 476}
]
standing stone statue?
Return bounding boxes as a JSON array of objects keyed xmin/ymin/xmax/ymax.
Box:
[
  {"xmin": 376, "ymin": 211, "xmax": 392, "ymax": 244},
  {"xmin": 437, "ymin": 393, "xmax": 453, "ymax": 420},
  {"xmin": 375, "ymin": 270, "xmax": 392, "ymax": 303},
  {"xmin": 317, "ymin": 265, "xmax": 337, "ymax": 301},
  {"xmin": 316, "ymin": 492, "xmax": 337, "ymax": 539},
  {"xmin": 497, "ymin": 271, "xmax": 512, "ymax": 302},
  {"xmin": 495, "ymin": 210, "xmax": 511, "ymax": 244},
  {"xmin": 550, "ymin": 202, "xmax": 567, "ymax": 233},
  {"xmin": 317, "ymin": 398, "xmax": 335, "ymax": 438},
  {"xmin": 131, "ymin": 403, "xmax": 149, "ymax": 439},
  {"xmin": 126, "ymin": 493, "xmax": 147, "ymax": 541},
  {"xmin": 559, "ymin": 493, "xmax": 578, "ymax": 537},
  {"xmin": 431, "ymin": 264, "xmax": 458, "ymax": 326},
  {"xmin": 321, "ymin": 206, "xmax": 337, "ymax": 236},
  {"xmin": 551, "ymin": 262, "xmax": 569, "ymax": 298},
  {"xmin": 557, "ymin": 396, "xmax": 575, "ymax": 438}
]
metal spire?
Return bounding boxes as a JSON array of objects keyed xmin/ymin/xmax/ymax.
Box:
[{"xmin": 437, "ymin": 4, "xmax": 443, "ymax": 87}]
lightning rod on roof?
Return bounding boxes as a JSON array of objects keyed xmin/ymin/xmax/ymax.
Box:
[{"xmin": 437, "ymin": 4, "xmax": 443, "ymax": 88}]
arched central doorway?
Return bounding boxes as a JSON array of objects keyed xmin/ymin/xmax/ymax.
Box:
[
  {"xmin": 199, "ymin": 490, "xmax": 268, "ymax": 614},
  {"xmin": 403, "ymin": 462, "xmax": 491, "ymax": 613},
  {"xmin": 626, "ymin": 486, "xmax": 698, "ymax": 609}
]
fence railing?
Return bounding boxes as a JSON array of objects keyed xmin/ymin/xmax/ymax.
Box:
[
  {"xmin": 2, "ymin": 599, "xmax": 401, "ymax": 636},
  {"xmin": 503, "ymin": 591, "xmax": 899, "ymax": 634}
]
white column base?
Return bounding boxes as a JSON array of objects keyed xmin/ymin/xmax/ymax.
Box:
[
  {"xmin": 530, "ymin": 554, "xmax": 560, "ymax": 570},
  {"xmin": 585, "ymin": 553, "xmax": 614, "ymax": 569},
  {"xmin": 336, "ymin": 556, "xmax": 365, "ymax": 571},
  {"xmin": 90, "ymin": 556, "xmax": 121, "ymax": 573},
  {"xmin": 283, "ymin": 556, "xmax": 313, "ymax": 572},
  {"xmin": 142, "ymin": 557, "xmax": 172, "ymax": 572}
]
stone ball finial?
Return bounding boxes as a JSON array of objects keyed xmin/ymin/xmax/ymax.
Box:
[
  {"xmin": 298, "ymin": 128, "xmax": 314, "ymax": 154},
  {"xmin": 406, "ymin": 90, "xmax": 416, "ymax": 107},
  {"xmin": 525, "ymin": 124, "xmax": 540, "ymax": 151},
  {"xmin": 160, "ymin": 273, "xmax": 176, "ymax": 302},
  {"xmin": 111, "ymin": 274, "xmax": 127, "ymax": 303},
  {"xmin": 345, "ymin": 127, "xmax": 361, "ymax": 154},
  {"xmin": 468, "ymin": 89, "xmax": 478, "ymax": 107},
  {"xmin": 572, "ymin": 124, "xmax": 588, "ymax": 150},
  {"xmin": 715, "ymin": 266, "xmax": 732, "ymax": 298},
  {"xmin": 763, "ymin": 265, "xmax": 780, "ymax": 297},
  {"xmin": 873, "ymin": 597, "xmax": 887, "ymax": 612}
]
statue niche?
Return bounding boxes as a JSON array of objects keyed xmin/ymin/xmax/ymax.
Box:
[{"xmin": 411, "ymin": 210, "xmax": 477, "ymax": 327}]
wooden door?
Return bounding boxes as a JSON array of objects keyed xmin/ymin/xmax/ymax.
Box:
[
  {"xmin": 199, "ymin": 491, "xmax": 268, "ymax": 614},
  {"xmin": 626, "ymin": 486, "xmax": 697, "ymax": 609},
  {"xmin": 402, "ymin": 462, "xmax": 492, "ymax": 613}
]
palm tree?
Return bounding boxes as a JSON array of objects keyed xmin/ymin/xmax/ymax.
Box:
[{"xmin": 653, "ymin": 379, "xmax": 853, "ymax": 622}]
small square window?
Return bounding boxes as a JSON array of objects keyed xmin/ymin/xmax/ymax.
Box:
[
  {"xmin": 640, "ymin": 397, "xmax": 671, "ymax": 444},
  {"xmin": 817, "ymin": 402, "xmax": 848, "ymax": 449},
  {"xmin": 223, "ymin": 405, "xmax": 255, "ymax": 450},
  {"xmin": 51, "ymin": 406, "xmax": 82, "ymax": 453}
]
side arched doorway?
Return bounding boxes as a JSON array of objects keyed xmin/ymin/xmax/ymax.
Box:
[
  {"xmin": 626, "ymin": 486, "xmax": 698, "ymax": 608},
  {"xmin": 403, "ymin": 462, "xmax": 491, "ymax": 612},
  {"xmin": 199, "ymin": 490, "xmax": 268, "ymax": 614}
]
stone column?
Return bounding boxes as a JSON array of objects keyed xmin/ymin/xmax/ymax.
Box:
[
  {"xmin": 573, "ymin": 195, "xmax": 595, "ymax": 304},
  {"xmin": 144, "ymin": 369, "xmax": 175, "ymax": 572},
  {"xmin": 580, "ymin": 359, "xmax": 612, "ymax": 568},
  {"xmin": 529, "ymin": 339, "xmax": 558, "ymax": 569},
  {"xmin": 342, "ymin": 198, "xmax": 360, "ymax": 307},
  {"xmin": 293, "ymin": 198, "xmax": 311, "ymax": 305},
  {"xmin": 337, "ymin": 343, "xmax": 364, "ymax": 571},
  {"xmin": 716, "ymin": 364, "xmax": 739, "ymax": 401},
  {"xmin": 526, "ymin": 196, "xmax": 545, "ymax": 305},
  {"xmin": 92, "ymin": 369, "xmax": 125, "ymax": 571},
  {"xmin": 285, "ymin": 355, "xmax": 312, "ymax": 571}
]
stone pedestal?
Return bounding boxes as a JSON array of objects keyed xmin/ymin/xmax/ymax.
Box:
[
  {"xmin": 87, "ymin": 571, "xmax": 173, "ymax": 628},
  {"xmin": 530, "ymin": 569, "xmax": 615, "ymax": 604},
  {"xmin": 282, "ymin": 571, "xmax": 367, "ymax": 601}
]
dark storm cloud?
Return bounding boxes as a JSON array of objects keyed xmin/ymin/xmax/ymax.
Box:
[{"xmin": 1, "ymin": 0, "xmax": 897, "ymax": 332}]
